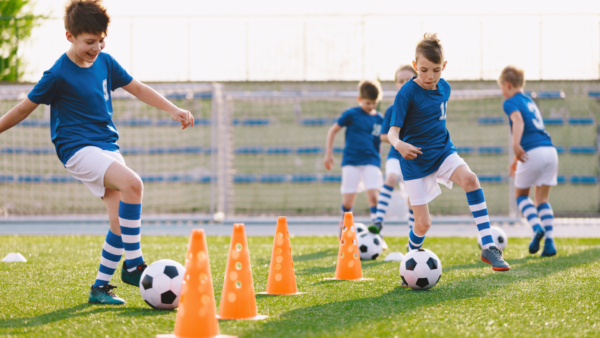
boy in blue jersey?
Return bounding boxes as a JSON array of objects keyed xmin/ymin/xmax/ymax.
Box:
[
  {"xmin": 0, "ymin": 0, "xmax": 194, "ymax": 304},
  {"xmin": 388, "ymin": 33, "xmax": 510, "ymax": 273},
  {"xmin": 324, "ymin": 80, "xmax": 384, "ymax": 236},
  {"xmin": 372, "ymin": 65, "xmax": 417, "ymax": 244},
  {"xmin": 499, "ymin": 66, "xmax": 558, "ymax": 257}
]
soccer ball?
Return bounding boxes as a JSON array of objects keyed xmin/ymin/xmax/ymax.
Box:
[
  {"xmin": 355, "ymin": 223, "xmax": 368, "ymax": 235},
  {"xmin": 139, "ymin": 259, "xmax": 186, "ymax": 310},
  {"xmin": 357, "ymin": 231, "xmax": 383, "ymax": 260},
  {"xmin": 213, "ymin": 211, "xmax": 225, "ymax": 223},
  {"xmin": 399, "ymin": 248, "xmax": 442, "ymax": 290},
  {"xmin": 477, "ymin": 226, "xmax": 508, "ymax": 250}
]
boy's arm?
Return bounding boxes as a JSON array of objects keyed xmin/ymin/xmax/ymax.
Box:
[
  {"xmin": 323, "ymin": 123, "xmax": 342, "ymax": 170},
  {"xmin": 509, "ymin": 111, "xmax": 528, "ymax": 162},
  {"xmin": 122, "ymin": 79, "xmax": 194, "ymax": 130},
  {"xmin": 388, "ymin": 126, "xmax": 422, "ymax": 160},
  {"xmin": 0, "ymin": 98, "xmax": 39, "ymax": 134},
  {"xmin": 380, "ymin": 134, "xmax": 389, "ymax": 143}
]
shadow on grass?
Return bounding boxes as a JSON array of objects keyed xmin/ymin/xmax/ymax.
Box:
[
  {"xmin": 242, "ymin": 247, "xmax": 600, "ymax": 338},
  {"xmin": 293, "ymin": 248, "xmax": 338, "ymax": 262},
  {"xmin": 0, "ymin": 302, "xmax": 165, "ymax": 331}
]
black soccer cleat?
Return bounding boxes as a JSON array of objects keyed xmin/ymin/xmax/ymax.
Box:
[{"xmin": 121, "ymin": 261, "xmax": 148, "ymax": 287}]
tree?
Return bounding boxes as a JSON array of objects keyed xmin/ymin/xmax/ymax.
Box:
[{"xmin": 0, "ymin": 0, "xmax": 44, "ymax": 82}]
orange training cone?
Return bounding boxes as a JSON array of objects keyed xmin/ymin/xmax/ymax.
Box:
[
  {"xmin": 157, "ymin": 229, "xmax": 236, "ymax": 338},
  {"xmin": 218, "ymin": 224, "xmax": 267, "ymax": 320},
  {"xmin": 258, "ymin": 216, "xmax": 303, "ymax": 295},
  {"xmin": 327, "ymin": 212, "xmax": 373, "ymax": 281}
]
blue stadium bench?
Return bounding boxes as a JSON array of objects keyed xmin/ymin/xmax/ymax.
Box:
[
  {"xmin": 456, "ymin": 146, "xmax": 475, "ymax": 155},
  {"xmin": 588, "ymin": 91, "xmax": 600, "ymax": 99},
  {"xmin": 322, "ymin": 175, "xmax": 342, "ymax": 182},
  {"xmin": 266, "ymin": 147, "xmax": 293, "ymax": 154},
  {"xmin": 531, "ymin": 91, "xmax": 565, "ymax": 99},
  {"xmin": 557, "ymin": 175, "xmax": 566, "ymax": 184},
  {"xmin": 478, "ymin": 175, "xmax": 504, "ymax": 183},
  {"xmin": 478, "ymin": 146, "xmax": 505, "ymax": 154},
  {"xmin": 234, "ymin": 175, "xmax": 257, "ymax": 183},
  {"xmin": 292, "ymin": 175, "xmax": 318, "ymax": 183},
  {"xmin": 570, "ymin": 176, "xmax": 598, "ymax": 184},
  {"xmin": 260, "ymin": 174, "xmax": 288, "ymax": 183},
  {"xmin": 543, "ymin": 118, "xmax": 564, "ymax": 126},
  {"xmin": 301, "ymin": 118, "xmax": 332, "ymax": 126},
  {"xmin": 235, "ymin": 146, "xmax": 264, "ymax": 154},
  {"xmin": 568, "ymin": 118, "xmax": 594, "ymax": 125},
  {"xmin": 569, "ymin": 146, "xmax": 596, "ymax": 155},
  {"xmin": 554, "ymin": 146, "xmax": 565, "ymax": 155},
  {"xmin": 296, "ymin": 147, "xmax": 323, "ymax": 154},
  {"xmin": 477, "ymin": 117, "xmax": 505, "ymax": 125}
]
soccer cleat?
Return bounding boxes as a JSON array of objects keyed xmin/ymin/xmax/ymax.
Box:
[
  {"xmin": 88, "ymin": 284, "xmax": 125, "ymax": 305},
  {"xmin": 368, "ymin": 222, "xmax": 382, "ymax": 234},
  {"xmin": 529, "ymin": 229, "xmax": 545, "ymax": 254},
  {"xmin": 541, "ymin": 238, "xmax": 557, "ymax": 257},
  {"xmin": 121, "ymin": 261, "xmax": 148, "ymax": 287},
  {"xmin": 481, "ymin": 246, "xmax": 510, "ymax": 271}
]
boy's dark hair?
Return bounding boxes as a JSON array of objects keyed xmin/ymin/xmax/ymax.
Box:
[
  {"xmin": 64, "ymin": 0, "xmax": 110, "ymax": 37},
  {"xmin": 395, "ymin": 65, "xmax": 417, "ymax": 82},
  {"xmin": 415, "ymin": 33, "xmax": 444, "ymax": 64},
  {"xmin": 358, "ymin": 80, "xmax": 382, "ymax": 101},
  {"xmin": 499, "ymin": 65, "xmax": 525, "ymax": 88}
]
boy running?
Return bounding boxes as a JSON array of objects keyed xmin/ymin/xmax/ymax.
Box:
[
  {"xmin": 0, "ymin": 0, "xmax": 194, "ymax": 304},
  {"xmin": 371, "ymin": 65, "xmax": 417, "ymax": 244},
  {"xmin": 388, "ymin": 33, "xmax": 510, "ymax": 273},
  {"xmin": 499, "ymin": 66, "xmax": 558, "ymax": 257},
  {"xmin": 323, "ymin": 80, "xmax": 384, "ymax": 236}
]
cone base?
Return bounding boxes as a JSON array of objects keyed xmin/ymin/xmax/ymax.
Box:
[
  {"xmin": 256, "ymin": 291, "xmax": 305, "ymax": 295},
  {"xmin": 324, "ymin": 278, "xmax": 375, "ymax": 281},
  {"xmin": 216, "ymin": 314, "xmax": 268, "ymax": 321},
  {"xmin": 157, "ymin": 335, "xmax": 237, "ymax": 338}
]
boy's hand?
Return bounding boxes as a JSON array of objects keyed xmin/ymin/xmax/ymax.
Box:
[
  {"xmin": 394, "ymin": 140, "xmax": 422, "ymax": 160},
  {"xmin": 508, "ymin": 157, "xmax": 518, "ymax": 178},
  {"xmin": 513, "ymin": 145, "xmax": 528, "ymax": 162},
  {"xmin": 169, "ymin": 108, "xmax": 194, "ymax": 130},
  {"xmin": 323, "ymin": 154, "xmax": 334, "ymax": 170}
]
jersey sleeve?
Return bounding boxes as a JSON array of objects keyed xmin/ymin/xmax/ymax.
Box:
[
  {"xmin": 381, "ymin": 106, "xmax": 393, "ymax": 134},
  {"xmin": 337, "ymin": 109, "xmax": 352, "ymax": 127},
  {"xmin": 107, "ymin": 54, "xmax": 133, "ymax": 91},
  {"xmin": 28, "ymin": 71, "xmax": 58, "ymax": 105},
  {"xmin": 503, "ymin": 100, "xmax": 520, "ymax": 117},
  {"xmin": 391, "ymin": 88, "xmax": 411, "ymax": 128}
]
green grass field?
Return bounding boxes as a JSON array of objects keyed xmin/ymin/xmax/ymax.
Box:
[{"xmin": 1, "ymin": 235, "xmax": 599, "ymax": 337}]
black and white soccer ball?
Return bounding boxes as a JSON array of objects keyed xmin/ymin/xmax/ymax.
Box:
[
  {"xmin": 399, "ymin": 248, "xmax": 442, "ymax": 290},
  {"xmin": 477, "ymin": 226, "xmax": 508, "ymax": 250},
  {"xmin": 357, "ymin": 231, "xmax": 383, "ymax": 260},
  {"xmin": 355, "ymin": 223, "xmax": 368, "ymax": 235},
  {"xmin": 139, "ymin": 259, "xmax": 186, "ymax": 310}
]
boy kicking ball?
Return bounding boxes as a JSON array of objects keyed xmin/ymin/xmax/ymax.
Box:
[
  {"xmin": 499, "ymin": 66, "xmax": 558, "ymax": 257},
  {"xmin": 387, "ymin": 33, "xmax": 510, "ymax": 277},
  {"xmin": 0, "ymin": 0, "xmax": 194, "ymax": 304}
]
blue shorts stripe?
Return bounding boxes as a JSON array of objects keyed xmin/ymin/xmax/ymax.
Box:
[
  {"xmin": 120, "ymin": 226, "xmax": 140, "ymax": 235},
  {"xmin": 124, "ymin": 242, "xmax": 141, "ymax": 251},
  {"xmin": 481, "ymin": 235, "xmax": 494, "ymax": 245},
  {"xmin": 476, "ymin": 222, "xmax": 491, "ymax": 231},
  {"xmin": 99, "ymin": 265, "xmax": 116, "ymax": 275},
  {"xmin": 471, "ymin": 209, "xmax": 488, "ymax": 218},
  {"xmin": 102, "ymin": 250, "xmax": 122, "ymax": 262}
]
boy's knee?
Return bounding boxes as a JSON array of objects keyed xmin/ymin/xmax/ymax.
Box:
[
  {"xmin": 464, "ymin": 172, "xmax": 480, "ymax": 191},
  {"xmin": 125, "ymin": 176, "xmax": 144, "ymax": 197},
  {"xmin": 384, "ymin": 174, "xmax": 398, "ymax": 186},
  {"xmin": 414, "ymin": 218, "xmax": 431, "ymax": 234}
]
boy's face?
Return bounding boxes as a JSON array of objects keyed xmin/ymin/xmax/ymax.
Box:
[
  {"xmin": 395, "ymin": 70, "xmax": 415, "ymax": 90},
  {"xmin": 499, "ymin": 81, "xmax": 513, "ymax": 99},
  {"xmin": 358, "ymin": 97, "xmax": 378, "ymax": 113},
  {"xmin": 66, "ymin": 31, "xmax": 106, "ymax": 64},
  {"xmin": 412, "ymin": 56, "xmax": 447, "ymax": 90}
]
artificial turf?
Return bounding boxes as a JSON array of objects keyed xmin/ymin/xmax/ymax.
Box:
[{"xmin": 1, "ymin": 234, "xmax": 599, "ymax": 337}]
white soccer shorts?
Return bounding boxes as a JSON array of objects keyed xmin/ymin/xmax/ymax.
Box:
[
  {"xmin": 404, "ymin": 153, "xmax": 467, "ymax": 206},
  {"xmin": 340, "ymin": 165, "xmax": 383, "ymax": 194},
  {"xmin": 65, "ymin": 146, "xmax": 126, "ymax": 197},
  {"xmin": 514, "ymin": 146, "xmax": 558, "ymax": 189},
  {"xmin": 385, "ymin": 158, "xmax": 404, "ymax": 181}
]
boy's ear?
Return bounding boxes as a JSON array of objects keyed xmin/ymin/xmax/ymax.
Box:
[
  {"xmin": 442, "ymin": 61, "xmax": 447, "ymax": 70},
  {"xmin": 412, "ymin": 60, "xmax": 418, "ymax": 72},
  {"xmin": 66, "ymin": 31, "xmax": 74, "ymax": 43},
  {"xmin": 357, "ymin": 96, "xmax": 362, "ymax": 103}
]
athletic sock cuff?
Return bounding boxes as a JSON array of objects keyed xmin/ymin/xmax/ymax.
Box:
[
  {"xmin": 536, "ymin": 203, "xmax": 551, "ymax": 211},
  {"xmin": 341, "ymin": 204, "xmax": 353, "ymax": 212},
  {"xmin": 516, "ymin": 195, "xmax": 530, "ymax": 204},
  {"xmin": 106, "ymin": 230, "xmax": 124, "ymax": 248},
  {"xmin": 466, "ymin": 188, "xmax": 485, "ymax": 205},
  {"xmin": 382, "ymin": 184, "xmax": 394, "ymax": 191},
  {"xmin": 119, "ymin": 201, "xmax": 142, "ymax": 220}
]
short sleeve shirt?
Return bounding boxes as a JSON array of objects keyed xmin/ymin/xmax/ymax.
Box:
[
  {"xmin": 381, "ymin": 105, "xmax": 402, "ymax": 161},
  {"xmin": 337, "ymin": 106, "xmax": 383, "ymax": 167},
  {"xmin": 390, "ymin": 78, "xmax": 456, "ymax": 180},
  {"xmin": 28, "ymin": 52, "xmax": 133, "ymax": 165},
  {"xmin": 502, "ymin": 92, "xmax": 553, "ymax": 151}
]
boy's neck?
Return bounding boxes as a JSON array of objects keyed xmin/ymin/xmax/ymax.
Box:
[
  {"xmin": 507, "ymin": 88, "xmax": 524, "ymax": 99},
  {"xmin": 359, "ymin": 106, "xmax": 376, "ymax": 115},
  {"xmin": 66, "ymin": 47, "xmax": 95, "ymax": 68}
]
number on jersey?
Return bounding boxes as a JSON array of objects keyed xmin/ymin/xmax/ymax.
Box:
[
  {"xmin": 439, "ymin": 101, "xmax": 448, "ymax": 120},
  {"xmin": 527, "ymin": 102, "xmax": 545, "ymax": 130}
]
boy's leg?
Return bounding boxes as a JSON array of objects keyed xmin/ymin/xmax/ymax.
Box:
[
  {"xmin": 103, "ymin": 161, "xmax": 147, "ymax": 285},
  {"xmin": 449, "ymin": 164, "xmax": 510, "ymax": 271},
  {"xmin": 536, "ymin": 185, "xmax": 556, "ymax": 257},
  {"xmin": 516, "ymin": 187, "xmax": 545, "ymax": 254},
  {"xmin": 407, "ymin": 204, "xmax": 414, "ymax": 252},
  {"xmin": 408, "ymin": 204, "xmax": 430, "ymax": 250},
  {"xmin": 366, "ymin": 188, "xmax": 380, "ymax": 224},
  {"xmin": 373, "ymin": 174, "xmax": 398, "ymax": 227}
]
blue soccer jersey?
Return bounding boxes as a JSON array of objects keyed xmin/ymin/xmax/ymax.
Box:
[
  {"xmin": 390, "ymin": 78, "xmax": 456, "ymax": 180},
  {"xmin": 503, "ymin": 92, "xmax": 553, "ymax": 151},
  {"xmin": 28, "ymin": 52, "xmax": 133, "ymax": 165},
  {"xmin": 337, "ymin": 106, "xmax": 383, "ymax": 167},
  {"xmin": 381, "ymin": 105, "xmax": 402, "ymax": 161}
]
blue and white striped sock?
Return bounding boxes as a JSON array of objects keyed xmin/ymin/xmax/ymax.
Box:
[
  {"xmin": 369, "ymin": 206, "xmax": 378, "ymax": 223},
  {"xmin": 341, "ymin": 204, "xmax": 352, "ymax": 222},
  {"xmin": 467, "ymin": 189, "xmax": 494, "ymax": 250},
  {"xmin": 93, "ymin": 230, "xmax": 123, "ymax": 288},
  {"xmin": 408, "ymin": 228, "xmax": 425, "ymax": 250},
  {"xmin": 517, "ymin": 196, "xmax": 543, "ymax": 233},
  {"xmin": 119, "ymin": 201, "xmax": 144, "ymax": 272},
  {"xmin": 537, "ymin": 203, "xmax": 554, "ymax": 239},
  {"xmin": 408, "ymin": 209, "xmax": 414, "ymax": 231},
  {"xmin": 374, "ymin": 184, "xmax": 394, "ymax": 223}
]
